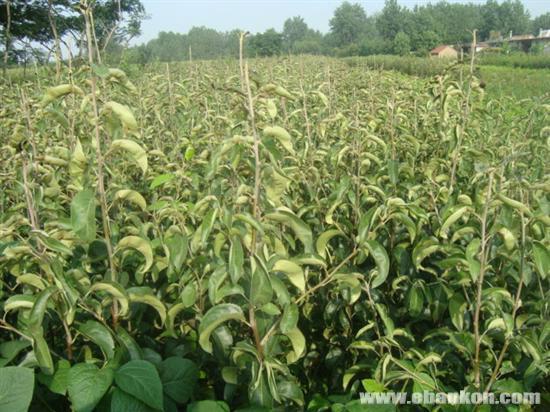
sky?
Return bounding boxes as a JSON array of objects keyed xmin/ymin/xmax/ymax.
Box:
[{"xmin": 132, "ymin": 0, "xmax": 549, "ymax": 44}]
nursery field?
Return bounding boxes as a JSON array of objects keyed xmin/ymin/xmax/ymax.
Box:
[{"xmin": 0, "ymin": 56, "xmax": 549, "ymax": 411}]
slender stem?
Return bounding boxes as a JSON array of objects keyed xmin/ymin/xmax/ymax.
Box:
[
  {"xmin": 21, "ymin": 157, "xmax": 39, "ymax": 233},
  {"xmin": 47, "ymin": 0, "xmax": 63, "ymax": 82},
  {"xmin": 3, "ymin": 0, "xmax": 11, "ymax": 77},
  {"xmin": 296, "ymin": 248, "xmax": 358, "ymax": 305},
  {"xmin": 241, "ymin": 46, "xmax": 263, "ymax": 360},
  {"xmin": 82, "ymin": 1, "xmax": 118, "ymax": 326},
  {"xmin": 62, "ymin": 320, "xmax": 74, "ymax": 360},
  {"xmin": 450, "ymin": 29, "xmax": 477, "ymax": 192},
  {"xmin": 239, "ymin": 32, "xmax": 248, "ymax": 92},
  {"xmin": 473, "ymin": 171, "xmax": 494, "ymax": 389}
]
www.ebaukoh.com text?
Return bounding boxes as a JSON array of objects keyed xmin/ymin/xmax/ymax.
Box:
[{"xmin": 359, "ymin": 390, "xmax": 541, "ymax": 405}]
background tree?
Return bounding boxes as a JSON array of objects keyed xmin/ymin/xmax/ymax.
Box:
[
  {"xmin": 329, "ymin": 1, "xmax": 368, "ymax": 46},
  {"xmin": 249, "ymin": 28, "xmax": 283, "ymax": 57},
  {"xmin": 283, "ymin": 16, "xmax": 308, "ymax": 52},
  {"xmin": 0, "ymin": 0, "xmax": 145, "ymax": 63},
  {"xmin": 93, "ymin": 0, "xmax": 146, "ymax": 50},
  {"xmin": 377, "ymin": 0, "xmax": 410, "ymax": 40},
  {"xmin": 531, "ymin": 12, "xmax": 550, "ymax": 35},
  {"xmin": 393, "ymin": 31, "xmax": 411, "ymax": 55}
]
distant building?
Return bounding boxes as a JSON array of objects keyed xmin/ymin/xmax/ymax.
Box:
[
  {"xmin": 430, "ymin": 45, "xmax": 458, "ymax": 58},
  {"xmin": 509, "ymin": 34, "xmax": 535, "ymax": 41},
  {"xmin": 476, "ymin": 42, "xmax": 490, "ymax": 52}
]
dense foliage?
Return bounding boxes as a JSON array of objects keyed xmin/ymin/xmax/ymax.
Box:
[
  {"xmin": 0, "ymin": 0, "xmax": 145, "ymax": 64},
  {"xmin": 0, "ymin": 54, "xmax": 549, "ymax": 411}
]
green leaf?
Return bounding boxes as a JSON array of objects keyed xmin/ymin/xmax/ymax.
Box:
[
  {"xmin": 412, "ymin": 372, "xmax": 437, "ymax": 393},
  {"xmin": 0, "ymin": 366, "xmax": 34, "ymax": 412},
  {"xmin": 116, "ymin": 236, "xmax": 154, "ymax": 275},
  {"xmin": 198, "ymin": 304, "xmax": 245, "ymax": 353},
  {"xmin": 265, "ymin": 210, "xmax": 313, "ymax": 253},
  {"xmin": 28, "ymin": 286, "xmax": 56, "ymax": 330},
  {"xmin": 407, "ymin": 283, "xmax": 424, "ymax": 317},
  {"xmin": 285, "ymin": 327, "xmax": 306, "ymax": 363},
  {"xmin": 160, "ymin": 357, "xmax": 198, "ymax": 404},
  {"xmin": 114, "ymin": 360, "xmax": 163, "ymax": 411},
  {"xmin": 229, "ymin": 236, "xmax": 244, "ymax": 283},
  {"xmin": 234, "ymin": 213, "xmax": 265, "ymax": 235},
  {"xmin": 266, "ymin": 99, "xmax": 277, "ymax": 119},
  {"xmin": 412, "ymin": 237, "xmax": 442, "ymax": 271},
  {"xmin": 115, "ymin": 327, "xmax": 143, "ymax": 360},
  {"xmin": 3, "ymin": 295, "xmax": 34, "ymax": 314},
  {"xmin": 110, "ymin": 139, "xmax": 147, "ymax": 173},
  {"xmin": 114, "ymin": 189, "xmax": 147, "ymax": 211},
  {"xmin": 71, "ymin": 189, "xmax": 97, "ymax": 242},
  {"xmin": 40, "ymin": 359, "xmax": 71, "ymax": 395},
  {"xmin": 362, "ymin": 379, "xmax": 385, "ymax": 392},
  {"xmin": 466, "ymin": 238, "xmax": 481, "ymax": 282},
  {"xmin": 104, "ymin": 102, "xmax": 138, "ymax": 131},
  {"xmin": 111, "ymin": 388, "xmax": 155, "ymax": 412},
  {"xmin": 187, "ymin": 400, "xmax": 230, "ymax": 412},
  {"xmin": 532, "ymin": 241, "xmax": 549, "ymax": 280},
  {"xmin": 0, "ymin": 340, "xmax": 31, "ymax": 367},
  {"xmin": 263, "ymin": 126, "xmax": 294, "ymax": 155},
  {"xmin": 316, "ymin": 229, "xmax": 344, "ymax": 258},
  {"xmin": 127, "ymin": 287, "xmax": 167, "ymax": 325},
  {"xmin": 185, "ymin": 146, "xmax": 195, "ymax": 160},
  {"xmin": 278, "ymin": 380, "xmax": 304, "ymax": 406},
  {"xmin": 250, "ymin": 266, "xmax": 274, "ymax": 306},
  {"xmin": 78, "ymin": 320, "xmax": 115, "ymax": 359},
  {"xmin": 41, "ymin": 84, "xmax": 83, "ymax": 107},
  {"xmin": 150, "ymin": 174, "xmax": 175, "ymax": 190},
  {"xmin": 449, "ymin": 293, "xmax": 466, "ymax": 331},
  {"xmin": 68, "ymin": 363, "xmax": 114, "ymax": 412},
  {"xmin": 165, "ymin": 232, "xmax": 188, "ymax": 274},
  {"xmin": 32, "ymin": 333, "xmax": 54, "ymax": 375},
  {"xmin": 497, "ymin": 193, "xmax": 532, "ymax": 217},
  {"xmin": 375, "ymin": 303, "xmax": 395, "ymax": 336},
  {"xmin": 33, "ymin": 231, "xmax": 73, "ymax": 255},
  {"xmin": 364, "ymin": 240, "xmax": 389, "ymax": 289},
  {"xmin": 272, "ymin": 259, "xmax": 305, "ymax": 292},
  {"xmin": 497, "ymin": 227, "xmax": 516, "ymax": 251},
  {"xmin": 387, "ymin": 158, "xmax": 399, "ymax": 184},
  {"xmin": 88, "ymin": 281, "xmax": 130, "ymax": 316},
  {"xmin": 392, "ymin": 213, "xmax": 416, "ymax": 243},
  {"xmin": 439, "ymin": 206, "xmax": 469, "ymax": 239},
  {"xmin": 180, "ymin": 283, "xmax": 197, "ymax": 308},
  {"xmin": 280, "ymin": 303, "xmax": 299, "ymax": 333}
]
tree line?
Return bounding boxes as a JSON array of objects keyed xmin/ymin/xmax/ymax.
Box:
[
  {"xmin": 2, "ymin": 0, "xmax": 550, "ymax": 66},
  {"xmin": 125, "ymin": 0, "xmax": 550, "ymax": 63}
]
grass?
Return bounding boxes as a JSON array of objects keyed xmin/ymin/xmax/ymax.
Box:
[
  {"xmin": 479, "ymin": 65, "xmax": 550, "ymax": 100},
  {"xmin": 344, "ymin": 55, "xmax": 550, "ymax": 100},
  {"xmin": 477, "ymin": 53, "xmax": 550, "ymax": 70}
]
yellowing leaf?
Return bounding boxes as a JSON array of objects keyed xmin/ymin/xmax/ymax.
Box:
[
  {"xmin": 273, "ymin": 260, "xmax": 305, "ymax": 292},
  {"xmin": 114, "ymin": 189, "xmax": 147, "ymax": 211},
  {"xmin": 198, "ymin": 304, "xmax": 245, "ymax": 354},
  {"xmin": 116, "ymin": 236, "xmax": 153, "ymax": 275},
  {"xmin": 110, "ymin": 139, "xmax": 148, "ymax": 174},
  {"xmin": 263, "ymin": 126, "xmax": 294, "ymax": 155},
  {"xmin": 104, "ymin": 101, "xmax": 138, "ymax": 130}
]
